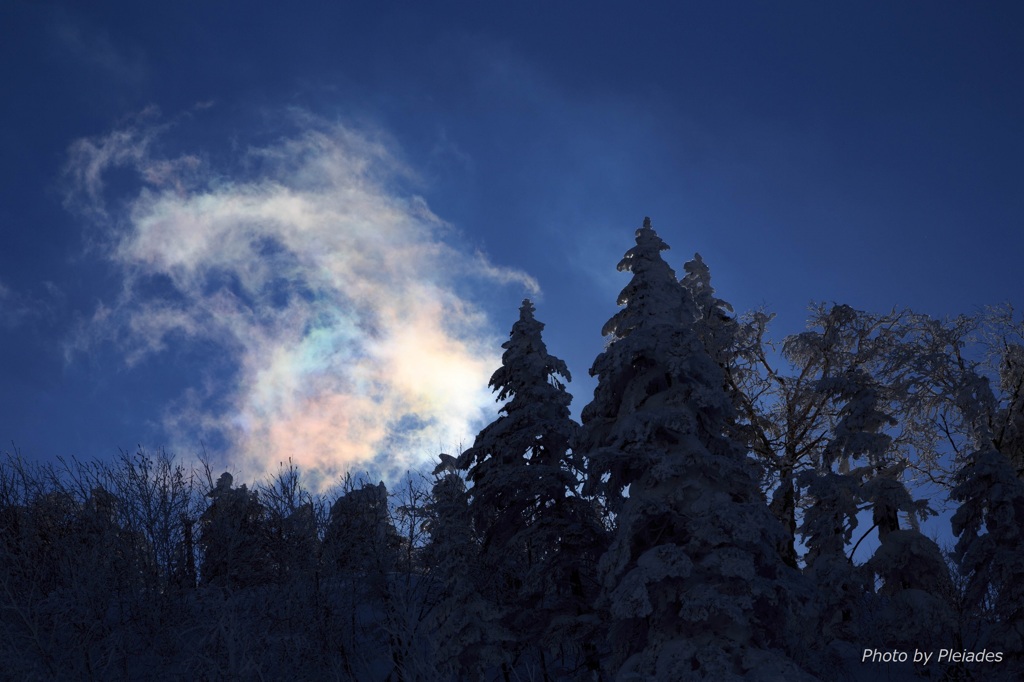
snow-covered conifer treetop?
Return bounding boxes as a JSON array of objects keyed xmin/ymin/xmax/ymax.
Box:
[
  {"xmin": 581, "ymin": 217, "xmax": 735, "ymax": 502},
  {"xmin": 458, "ymin": 297, "xmax": 577, "ymax": 478},
  {"xmin": 490, "ymin": 298, "xmax": 572, "ymax": 409},
  {"xmin": 601, "ymin": 217, "xmax": 696, "ymax": 341}
]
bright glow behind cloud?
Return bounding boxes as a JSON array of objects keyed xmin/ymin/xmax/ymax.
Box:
[{"xmin": 66, "ymin": 111, "xmax": 538, "ymax": 487}]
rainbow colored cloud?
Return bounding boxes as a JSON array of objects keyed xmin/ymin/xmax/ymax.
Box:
[{"xmin": 64, "ymin": 109, "xmax": 538, "ymax": 488}]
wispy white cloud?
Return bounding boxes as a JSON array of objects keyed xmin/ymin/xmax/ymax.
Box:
[
  {"xmin": 63, "ymin": 107, "xmax": 167, "ymax": 216},
  {"xmin": 64, "ymin": 111, "xmax": 536, "ymax": 488},
  {"xmin": 470, "ymin": 251, "xmax": 541, "ymax": 296}
]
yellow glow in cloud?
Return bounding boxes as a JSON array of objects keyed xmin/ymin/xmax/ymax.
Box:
[{"xmin": 67, "ymin": 112, "xmax": 538, "ymax": 488}]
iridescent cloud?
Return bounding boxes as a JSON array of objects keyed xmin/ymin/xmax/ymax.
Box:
[{"xmin": 65, "ymin": 110, "xmax": 538, "ymax": 488}]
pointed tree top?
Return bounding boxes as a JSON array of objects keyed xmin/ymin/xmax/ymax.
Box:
[
  {"xmin": 682, "ymin": 252, "xmax": 711, "ymax": 290},
  {"xmin": 598, "ymin": 216, "xmax": 695, "ymax": 341},
  {"xmin": 519, "ymin": 298, "xmax": 536, "ymax": 319}
]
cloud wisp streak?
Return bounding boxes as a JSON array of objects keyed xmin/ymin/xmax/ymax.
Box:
[{"xmin": 65, "ymin": 111, "xmax": 538, "ymax": 488}]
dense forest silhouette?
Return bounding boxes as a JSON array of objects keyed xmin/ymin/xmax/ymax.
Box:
[{"xmin": 2, "ymin": 219, "xmax": 1022, "ymax": 680}]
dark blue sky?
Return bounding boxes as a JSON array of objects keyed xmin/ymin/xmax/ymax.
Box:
[{"xmin": 2, "ymin": 1, "xmax": 1022, "ymax": 486}]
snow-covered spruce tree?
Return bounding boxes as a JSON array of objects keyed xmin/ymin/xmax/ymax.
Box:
[
  {"xmin": 994, "ymin": 342, "xmax": 1024, "ymax": 479},
  {"xmin": 424, "ymin": 454, "xmax": 500, "ymax": 680},
  {"xmin": 319, "ymin": 478, "xmax": 407, "ymax": 678},
  {"xmin": 681, "ymin": 252, "xmax": 751, "ymax": 465},
  {"xmin": 950, "ymin": 368, "xmax": 1024, "ymax": 670},
  {"xmin": 809, "ymin": 365, "xmax": 910, "ymax": 546},
  {"xmin": 863, "ymin": 525, "xmax": 956, "ymax": 655},
  {"xmin": 322, "ymin": 478, "xmax": 402, "ymax": 577},
  {"xmin": 457, "ymin": 299, "xmax": 606, "ymax": 681},
  {"xmin": 579, "ymin": 218, "xmax": 816, "ymax": 681},
  {"xmin": 796, "ymin": 466, "xmax": 865, "ymax": 652},
  {"xmin": 681, "ymin": 252, "xmax": 739, "ymax": 377},
  {"xmin": 951, "ymin": 448, "xmax": 1024, "ymax": 666},
  {"xmin": 199, "ymin": 472, "xmax": 273, "ymax": 588},
  {"xmin": 803, "ymin": 364, "xmax": 953, "ymax": 658}
]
